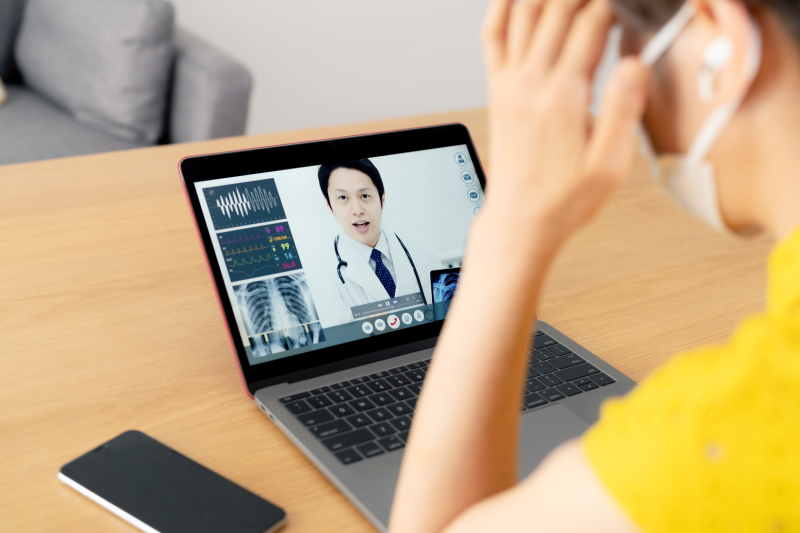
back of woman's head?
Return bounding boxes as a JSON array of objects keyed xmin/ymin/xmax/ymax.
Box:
[{"xmin": 612, "ymin": 0, "xmax": 800, "ymax": 41}]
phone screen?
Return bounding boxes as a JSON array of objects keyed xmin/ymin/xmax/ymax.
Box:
[{"xmin": 59, "ymin": 430, "xmax": 286, "ymax": 533}]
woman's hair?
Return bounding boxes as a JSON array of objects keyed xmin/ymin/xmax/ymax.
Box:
[{"xmin": 611, "ymin": 0, "xmax": 800, "ymax": 42}]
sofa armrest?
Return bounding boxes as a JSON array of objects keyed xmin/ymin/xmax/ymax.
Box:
[{"xmin": 168, "ymin": 28, "xmax": 252, "ymax": 143}]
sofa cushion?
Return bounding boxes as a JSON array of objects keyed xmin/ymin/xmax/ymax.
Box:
[
  {"xmin": 0, "ymin": 85, "xmax": 149, "ymax": 166},
  {"xmin": 15, "ymin": 0, "xmax": 174, "ymax": 143},
  {"xmin": 0, "ymin": 0, "xmax": 26, "ymax": 81}
]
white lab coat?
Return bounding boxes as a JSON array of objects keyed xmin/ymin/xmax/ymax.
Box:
[{"xmin": 329, "ymin": 229, "xmax": 443, "ymax": 319}]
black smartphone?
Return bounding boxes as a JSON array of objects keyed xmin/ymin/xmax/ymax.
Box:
[{"xmin": 59, "ymin": 430, "xmax": 286, "ymax": 533}]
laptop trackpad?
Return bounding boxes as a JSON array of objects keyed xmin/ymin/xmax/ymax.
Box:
[{"xmin": 518, "ymin": 404, "xmax": 590, "ymax": 479}]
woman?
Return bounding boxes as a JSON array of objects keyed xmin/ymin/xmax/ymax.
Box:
[{"xmin": 390, "ymin": 0, "xmax": 800, "ymax": 531}]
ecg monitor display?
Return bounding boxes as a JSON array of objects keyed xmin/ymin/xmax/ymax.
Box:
[
  {"xmin": 188, "ymin": 129, "xmax": 484, "ymax": 374},
  {"xmin": 204, "ymin": 179, "xmax": 285, "ymax": 230}
]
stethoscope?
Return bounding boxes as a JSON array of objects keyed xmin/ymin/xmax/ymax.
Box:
[{"xmin": 335, "ymin": 232, "xmax": 427, "ymax": 305}]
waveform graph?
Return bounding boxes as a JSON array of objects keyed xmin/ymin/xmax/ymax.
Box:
[
  {"xmin": 203, "ymin": 178, "xmax": 287, "ymax": 230},
  {"xmin": 218, "ymin": 221, "xmax": 303, "ymax": 283}
]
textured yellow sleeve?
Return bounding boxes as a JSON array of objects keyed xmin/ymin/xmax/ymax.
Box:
[{"xmin": 583, "ymin": 228, "xmax": 800, "ymax": 533}]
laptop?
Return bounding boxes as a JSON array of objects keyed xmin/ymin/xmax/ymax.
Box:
[{"xmin": 180, "ymin": 124, "xmax": 636, "ymax": 532}]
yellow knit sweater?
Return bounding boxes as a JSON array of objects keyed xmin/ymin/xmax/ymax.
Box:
[{"xmin": 584, "ymin": 226, "xmax": 800, "ymax": 532}]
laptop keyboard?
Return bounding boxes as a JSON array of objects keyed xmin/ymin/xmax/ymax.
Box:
[{"xmin": 278, "ymin": 331, "xmax": 615, "ymax": 465}]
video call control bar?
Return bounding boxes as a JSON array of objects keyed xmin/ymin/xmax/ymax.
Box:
[{"xmin": 351, "ymin": 292, "xmax": 424, "ymax": 319}]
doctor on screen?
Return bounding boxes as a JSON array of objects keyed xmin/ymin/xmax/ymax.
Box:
[{"xmin": 318, "ymin": 159, "xmax": 443, "ymax": 316}]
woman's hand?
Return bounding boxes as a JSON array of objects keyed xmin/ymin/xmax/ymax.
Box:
[
  {"xmin": 481, "ymin": 0, "xmax": 649, "ymax": 250},
  {"xmin": 389, "ymin": 4, "xmax": 649, "ymax": 533}
]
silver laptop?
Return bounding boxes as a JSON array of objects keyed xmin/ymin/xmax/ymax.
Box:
[{"xmin": 180, "ymin": 125, "xmax": 636, "ymax": 532}]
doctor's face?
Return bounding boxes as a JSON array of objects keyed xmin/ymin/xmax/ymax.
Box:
[{"xmin": 327, "ymin": 167, "xmax": 384, "ymax": 247}]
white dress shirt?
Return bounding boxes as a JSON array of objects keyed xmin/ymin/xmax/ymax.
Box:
[{"xmin": 347, "ymin": 230, "xmax": 396, "ymax": 283}]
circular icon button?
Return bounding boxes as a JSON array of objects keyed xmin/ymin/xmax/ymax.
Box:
[
  {"xmin": 387, "ymin": 314, "xmax": 400, "ymax": 329},
  {"xmin": 460, "ymin": 170, "xmax": 475, "ymax": 184},
  {"xmin": 401, "ymin": 313, "xmax": 413, "ymax": 325},
  {"xmin": 425, "ymin": 310, "xmax": 435, "ymax": 321},
  {"xmin": 467, "ymin": 188, "xmax": 480, "ymax": 202},
  {"xmin": 474, "ymin": 206, "xmax": 481, "ymax": 216},
  {"xmin": 362, "ymin": 321, "xmax": 374, "ymax": 334},
  {"xmin": 413, "ymin": 309, "xmax": 425, "ymax": 322},
  {"xmin": 374, "ymin": 318, "xmax": 386, "ymax": 331},
  {"xmin": 454, "ymin": 152, "xmax": 468, "ymax": 166}
]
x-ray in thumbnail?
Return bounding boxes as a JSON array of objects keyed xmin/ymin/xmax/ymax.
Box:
[
  {"xmin": 432, "ymin": 272, "xmax": 460, "ymax": 302},
  {"xmin": 267, "ymin": 330, "xmax": 289, "ymax": 354},
  {"xmin": 307, "ymin": 322, "xmax": 324, "ymax": 344},
  {"xmin": 249, "ymin": 335, "xmax": 271, "ymax": 358},
  {"xmin": 263, "ymin": 323, "xmax": 326, "ymax": 354}
]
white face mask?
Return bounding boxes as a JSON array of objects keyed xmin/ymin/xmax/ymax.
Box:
[{"xmin": 636, "ymin": 2, "xmax": 762, "ymax": 235}]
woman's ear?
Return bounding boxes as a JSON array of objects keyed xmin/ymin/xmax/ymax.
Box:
[{"xmin": 691, "ymin": 0, "xmax": 756, "ymax": 105}]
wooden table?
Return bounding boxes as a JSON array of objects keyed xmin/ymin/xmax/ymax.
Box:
[{"xmin": 0, "ymin": 108, "xmax": 774, "ymax": 532}]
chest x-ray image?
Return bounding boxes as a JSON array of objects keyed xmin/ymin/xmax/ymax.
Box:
[
  {"xmin": 237, "ymin": 272, "xmax": 325, "ymax": 357},
  {"xmin": 432, "ymin": 271, "xmax": 460, "ymax": 302}
]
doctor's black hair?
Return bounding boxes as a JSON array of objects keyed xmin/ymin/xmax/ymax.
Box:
[
  {"xmin": 318, "ymin": 159, "xmax": 385, "ymax": 207},
  {"xmin": 612, "ymin": 0, "xmax": 800, "ymax": 43}
]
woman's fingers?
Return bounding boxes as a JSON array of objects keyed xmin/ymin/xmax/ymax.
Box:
[
  {"xmin": 525, "ymin": 0, "xmax": 590, "ymax": 73},
  {"xmin": 558, "ymin": 0, "xmax": 615, "ymax": 77},
  {"xmin": 583, "ymin": 58, "xmax": 649, "ymax": 192},
  {"xmin": 506, "ymin": 0, "xmax": 545, "ymax": 62},
  {"xmin": 482, "ymin": 0, "xmax": 517, "ymax": 69}
]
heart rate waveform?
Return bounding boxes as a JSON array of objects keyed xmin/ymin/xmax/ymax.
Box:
[
  {"xmin": 203, "ymin": 178, "xmax": 286, "ymax": 230},
  {"xmin": 216, "ymin": 187, "xmax": 277, "ymax": 218},
  {"xmin": 219, "ymin": 221, "xmax": 302, "ymax": 282}
]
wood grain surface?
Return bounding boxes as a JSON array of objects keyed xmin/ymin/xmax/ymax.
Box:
[{"xmin": 0, "ymin": 108, "xmax": 774, "ymax": 532}]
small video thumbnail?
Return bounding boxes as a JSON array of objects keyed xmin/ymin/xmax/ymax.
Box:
[{"xmin": 432, "ymin": 271, "xmax": 460, "ymax": 303}]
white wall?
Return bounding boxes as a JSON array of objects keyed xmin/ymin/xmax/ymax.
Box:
[{"xmin": 170, "ymin": 0, "xmax": 491, "ymax": 135}]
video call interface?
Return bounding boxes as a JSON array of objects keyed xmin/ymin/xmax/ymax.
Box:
[{"xmin": 195, "ymin": 145, "xmax": 482, "ymax": 366}]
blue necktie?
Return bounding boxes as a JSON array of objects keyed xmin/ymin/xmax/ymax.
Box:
[{"xmin": 371, "ymin": 248, "xmax": 396, "ymax": 298}]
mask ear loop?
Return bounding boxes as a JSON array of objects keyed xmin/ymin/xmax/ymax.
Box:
[
  {"xmin": 635, "ymin": 2, "xmax": 762, "ymax": 167},
  {"xmin": 686, "ymin": 17, "xmax": 762, "ymax": 164},
  {"xmin": 640, "ymin": 2, "xmax": 697, "ymax": 67},
  {"xmin": 635, "ymin": 2, "xmax": 697, "ymax": 183}
]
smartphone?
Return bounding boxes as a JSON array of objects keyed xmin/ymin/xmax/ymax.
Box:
[{"xmin": 59, "ymin": 430, "xmax": 286, "ymax": 533}]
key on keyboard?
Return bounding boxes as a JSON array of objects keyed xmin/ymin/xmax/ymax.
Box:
[{"xmin": 281, "ymin": 335, "xmax": 611, "ymax": 465}]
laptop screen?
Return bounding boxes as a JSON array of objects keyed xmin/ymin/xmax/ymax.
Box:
[{"xmin": 194, "ymin": 145, "xmax": 482, "ymax": 366}]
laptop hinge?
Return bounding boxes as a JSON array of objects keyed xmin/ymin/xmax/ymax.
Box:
[{"xmin": 249, "ymin": 336, "xmax": 437, "ymax": 394}]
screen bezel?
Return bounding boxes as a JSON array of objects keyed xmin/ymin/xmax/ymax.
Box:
[{"xmin": 180, "ymin": 124, "xmax": 487, "ymax": 394}]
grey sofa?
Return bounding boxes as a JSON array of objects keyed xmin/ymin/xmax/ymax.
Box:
[{"xmin": 0, "ymin": 0, "xmax": 252, "ymax": 166}]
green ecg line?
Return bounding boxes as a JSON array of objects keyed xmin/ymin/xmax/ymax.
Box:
[{"xmin": 231, "ymin": 255, "xmax": 273, "ymax": 267}]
